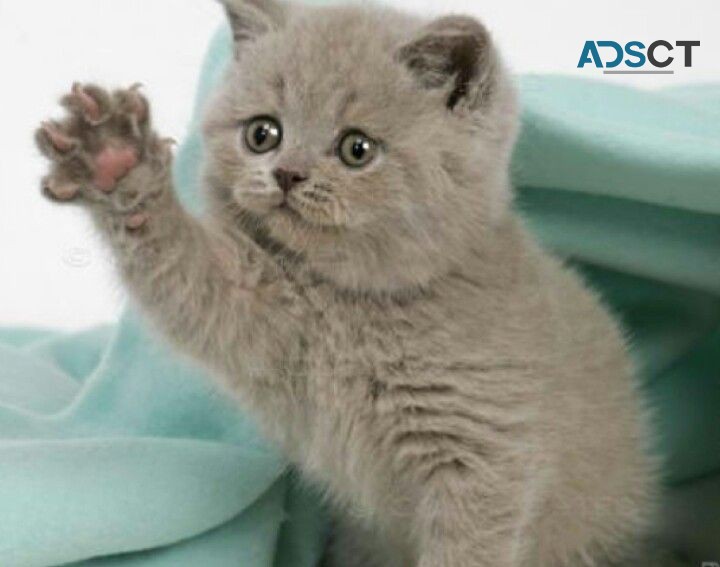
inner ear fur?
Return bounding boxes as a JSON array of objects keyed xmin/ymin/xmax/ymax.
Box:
[
  {"xmin": 219, "ymin": 0, "xmax": 286, "ymax": 57},
  {"xmin": 397, "ymin": 16, "xmax": 498, "ymax": 111}
]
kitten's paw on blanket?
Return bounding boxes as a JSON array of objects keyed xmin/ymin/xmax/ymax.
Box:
[{"xmin": 35, "ymin": 83, "xmax": 173, "ymax": 231}]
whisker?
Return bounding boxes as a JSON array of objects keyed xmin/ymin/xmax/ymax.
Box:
[
  {"xmin": 312, "ymin": 183, "xmax": 334, "ymax": 194},
  {"xmin": 300, "ymin": 190, "xmax": 332, "ymax": 204}
]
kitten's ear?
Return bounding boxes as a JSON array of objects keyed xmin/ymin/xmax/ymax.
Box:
[
  {"xmin": 397, "ymin": 16, "xmax": 499, "ymax": 112},
  {"xmin": 218, "ymin": 0, "xmax": 286, "ymax": 57}
]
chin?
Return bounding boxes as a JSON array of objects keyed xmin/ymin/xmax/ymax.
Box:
[
  {"xmin": 263, "ymin": 205, "xmax": 317, "ymax": 241},
  {"xmin": 239, "ymin": 202, "xmax": 447, "ymax": 295},
  {"xmin": 309, "ymin": 231, "xmax": 450, "ymax": 295},
  {"xmin": 261, "ymin": 202, "xmax": 343, "ymax": 250}
]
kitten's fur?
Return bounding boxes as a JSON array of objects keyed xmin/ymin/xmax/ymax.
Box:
[{"xmin": 36, "ymin": 1, "xmax": 660, "ymax": 565}]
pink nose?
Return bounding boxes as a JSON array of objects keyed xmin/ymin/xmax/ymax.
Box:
[{"xmin": 273, "ymin": 168, "xmax": 308, "ymax": 194}]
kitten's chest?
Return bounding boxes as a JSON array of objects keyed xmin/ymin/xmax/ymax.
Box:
[
  {"xmin": 292, "ymin": 294, "xmax": 481, "ymax": 522},
  {"xmin": 297, "ymin": 301, "xmax": 418, "ymax": 512},
  {"xmin": 305, "ymin": 299, "xmax": 418, "ymax": 401}
]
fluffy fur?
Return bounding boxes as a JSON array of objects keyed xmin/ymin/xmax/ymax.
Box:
[{"xmin": 36, "ymin": 1, "xmax": 660, "ymax": 565}]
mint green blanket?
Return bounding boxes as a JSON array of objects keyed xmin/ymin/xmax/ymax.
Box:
[{"xmin": 2, "ymin": 22, "xmax": 719, "ymax": 566}]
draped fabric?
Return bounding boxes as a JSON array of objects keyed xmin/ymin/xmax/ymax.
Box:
[{"xmin": 1, "ymin": 18, "xmax": 718, "ymax": 566}]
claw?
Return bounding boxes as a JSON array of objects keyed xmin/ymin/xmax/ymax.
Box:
[
  {"xmin": 72, "ymin": 82, "xmax": 102, "ymax": 122},
  {"xmin": 149, "ymin": 136, "xmax": 176, "ymax": 168},
  {"xmin": 41, "ymin": 122, "xmax": 75, "ymax": 153},
  {"xmin": 159, "ymin": 137, "xmax": 178, "ymax": 151},
  {"xmin": 127, "ymin": 83, "xmax": 148, "ymax": 122},
  {"xmin": 42, "ymin": 176, "xmax": 80, "ymax": 202}
]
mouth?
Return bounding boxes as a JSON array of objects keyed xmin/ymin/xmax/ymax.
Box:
[
  {"xmin": 273, "ymin": 199, "xmax": 305, "ymax": 222},
  {"xmin": 272, "ymin": 199, "xmax": 336, "ymax": 234},
  {"xmin": 275, "ymin": 199, "xmax": 294, "ymax": 213}
]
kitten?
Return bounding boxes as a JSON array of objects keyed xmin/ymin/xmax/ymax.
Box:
[{"xmin": 35, "ymin": 1, "xmax": 660, "ymax": 565}]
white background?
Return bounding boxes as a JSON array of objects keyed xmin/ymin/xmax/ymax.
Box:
[{"xmin": 1, "ymin": 0, "xmax": 718, "ymax": 330}]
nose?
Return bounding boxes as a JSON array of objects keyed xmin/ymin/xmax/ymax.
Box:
[{"xmin": 273, "ymin": 168, "xmax": 308, "ymax": 194}]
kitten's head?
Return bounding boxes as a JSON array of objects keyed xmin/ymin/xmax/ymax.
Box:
[{"xmin": 205, "ymin": 0, "xmax": 518, "ymax": 294}]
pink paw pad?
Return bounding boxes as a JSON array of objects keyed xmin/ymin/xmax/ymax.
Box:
[
  {"xmin": 93, "ymin": 145, "xmax": 139, "ymax": 191},
  {"xmin": 125, "ymin": 212, "xmax": 149, "ymax": 231}
]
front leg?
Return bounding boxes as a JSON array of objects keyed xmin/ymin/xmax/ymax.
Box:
[
  {"xmin": 322, "ymin": 513, "xmax": 409, "ymax": 567},
  {"xmin": 414, "ymin": 465, "xmax": 532, "ymax": 567},
  {"xmin": 392, "ymin": 385, "xmax": 539, "ymax": 567},
  {"xmin": 35, "ymin": 83, "xmax": 305, "ymax": 387}
]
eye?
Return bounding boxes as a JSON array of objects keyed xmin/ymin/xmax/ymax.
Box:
[
  {"xmin": 338, "ymin": 131, "xmax": 378, "ymax": 168},
  {"xmin": 244, "ymin": 116, "xmax": 282, "ymax": 154}
]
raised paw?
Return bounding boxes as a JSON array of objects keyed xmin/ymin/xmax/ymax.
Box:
[{"xmin": 36, "ymin": 83, "xmax": 173, "ymax": 230}]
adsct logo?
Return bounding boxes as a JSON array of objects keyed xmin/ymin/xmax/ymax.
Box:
[{"xmin": 578, "ymin": 40, "xmax": 700, "ymax": 74}]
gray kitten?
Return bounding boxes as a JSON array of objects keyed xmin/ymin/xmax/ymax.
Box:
[{"xmin": 35, "ymin": 1, "xmax": 662, "ymax": 565}]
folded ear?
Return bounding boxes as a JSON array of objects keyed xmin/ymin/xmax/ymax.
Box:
[
  {"xmin": 397, "ymin": 16, "xmax": 499, "ymax": 112},
  {"xmin": 218, "ymin": 0, "xmax": 286, "ymax": 58}
]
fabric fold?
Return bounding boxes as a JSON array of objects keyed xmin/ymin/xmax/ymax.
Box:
[{"xmin": 1, "ymin": 15, "xmax": 718, "ymax": 567}]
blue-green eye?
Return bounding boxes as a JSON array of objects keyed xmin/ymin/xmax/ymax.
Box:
[
  {"xmin": 244, "ymin": 116, "xmax": 282, "ymax": 153},
  {"xmin": 338, "ymin": 131, "xmax": 378, "ymax": 168}
]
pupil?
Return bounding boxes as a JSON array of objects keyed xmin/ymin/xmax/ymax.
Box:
[
  {"xmin": 352, "ymin": 139, "xmax": 366, "ymax": 160},
  {"xmin": 254, "ymin": 125, "xmax": 269, "ymax": 147}
]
